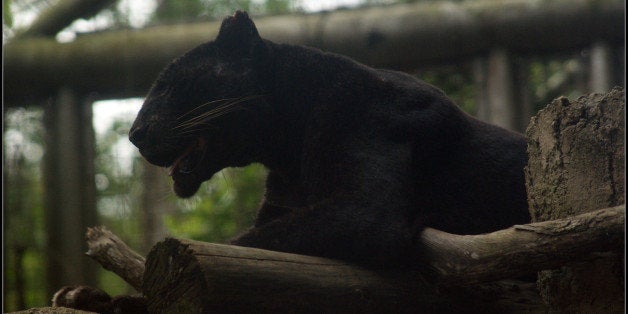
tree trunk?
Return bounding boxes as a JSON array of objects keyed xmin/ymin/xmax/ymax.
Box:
[{"xmin": 525, "ymin": 87, "xmax": 625, "ymax": 313}]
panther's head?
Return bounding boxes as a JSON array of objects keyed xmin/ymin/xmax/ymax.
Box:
[{"xmin": 129, "ymin": 11, "xmax": 270, "ymax": 198}]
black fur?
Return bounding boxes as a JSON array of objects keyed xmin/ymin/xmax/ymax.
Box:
[
  {"xmin": 57, "ymin": 11, "xmax": 530, "ymax": 313},
  {"xmin": 129, "ymin": 11, "xmax": 529, "ymax": 269}
]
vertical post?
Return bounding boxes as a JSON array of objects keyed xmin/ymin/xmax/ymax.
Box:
[
  {"xmin": 589, "ymin": 41, "xmax": 611, "ymax": 93},
  {"xmin": 43, "ymin": 88, "xmax": 98, "ymax": 297},
  {"xmin": 513, "ymin": 58, "xmax": 534, "ymax": 131},
  {"xmin": 474, "ymin": 48, "xmax": 525, "ymax": 132},
  {"xmin": 140, "ymin": 160, "xmax": 170, "ymax": 254},
  {"xmin": 473, "ymin": 57, "xmax": 489, "ymax": 121},
  {"xmin": 486, "ymin": 48, "xmax": 517, "ymax": 131}
]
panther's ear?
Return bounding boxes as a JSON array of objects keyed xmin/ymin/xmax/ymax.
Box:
[{"xmin": 215, "ymin": 11, "xmax": 263, "ymax": 56}]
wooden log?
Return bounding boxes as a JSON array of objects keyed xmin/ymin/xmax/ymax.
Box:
[
  {"xmin": 142, "ymin": 238, "xmax": 539, "ymax": 313},
  {"xmin": 141, "ymin": 205, "xmax": 623, "ymax": 312},
  {"xmin": 144, "ymin": 239, "xmax": 427, "ymax": 312},
  {"xmin": 8, "ymin": 307, "xmax": 97, "ymax": 314}
]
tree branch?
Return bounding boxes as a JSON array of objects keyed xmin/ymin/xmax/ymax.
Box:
[
  {"xmin": 419, "ymin": 204, "xmax": 625, "ymax": 286},
  {"xmin": 84, "ymin": 226, "xmax": 145, "ymax": 292}
]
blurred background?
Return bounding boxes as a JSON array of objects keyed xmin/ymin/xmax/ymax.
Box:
[{"xmin": 3, "ymin": 0, "xmax": 624, "ymax": 311}]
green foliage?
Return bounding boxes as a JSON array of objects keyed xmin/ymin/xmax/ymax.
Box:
[
  {"xmin": 4, "ymin": 248, "xmax": 48, "ymax": 311},
  {"xmin": 527, "ymin": 57, "xmax": 586, "ymax": 111},
  {"xmin": 4, "ymin": 108, "xmax": 47, "ymax": 311},
  {"xmin": 3, "ymin": 0, "xmax": 12, "ymax": 27},
  {"xmin": 152, "ymin": 0, "xmax": 211, "ymax": 22},
  {"xmin": 166, "ymin": 164, "xmax": 265, "ymax": 243},
  {"xmin": 419, "ymin": 63, "xmax": 477, "ymax": 114},
  {"xmin": 262, "ymin": 0, "xmax": 294, "ymax": 14}
]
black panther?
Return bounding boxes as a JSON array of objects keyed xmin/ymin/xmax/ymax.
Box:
[{"xmin": 54, "ymin": 11, "xmax": 529, "ymax": 312}]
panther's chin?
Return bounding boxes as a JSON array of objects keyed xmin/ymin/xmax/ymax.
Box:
[{"xmin": 172, "ymin": 177, "xmax": 203, "ymax": 198}]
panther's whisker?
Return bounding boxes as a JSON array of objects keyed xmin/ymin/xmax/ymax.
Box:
[
  {"xmin": 168, "ymin": 127, "xmax": 217, "ymax": 138},
  {"xmin": 177, "ymin": 94, "xmax": 260, "ymax": 123},
  {"xmin": 173, "ymin": 99, "xmax": 243, "ymax": 129},
  {"xmin": 175, "ymin": 107, "xmax": 244, "ymax": 133},
  {"xmin": 174, "ymin": 101, "xmax": 238, "ymax": 128},
  {"xmin": 176, "ymin": 98, "xmax": 236, "ymax": 121},
  {"xmin": 173, "ymin": 95, "xmax": 263, "ymax": 131}
]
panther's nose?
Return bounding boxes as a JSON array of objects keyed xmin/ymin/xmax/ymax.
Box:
[{"xmin": 129, "ymin": 123, "xmax": 148, "ymax": 148}]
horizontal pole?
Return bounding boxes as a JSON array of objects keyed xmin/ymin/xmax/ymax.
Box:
[{"xmin": 4, "ymin": 0, "xmax": 624, "ymax": 106}]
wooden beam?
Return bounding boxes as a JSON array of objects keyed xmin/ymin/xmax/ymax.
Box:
[{"xmin": 4, "ymin": 0, "xmax": 624, "ymax": 106}]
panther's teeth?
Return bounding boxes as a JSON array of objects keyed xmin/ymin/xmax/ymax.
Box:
[
  {"xmin": 168, "ymin": 138, "xmax": 206, "ymax": 177},
  {"xmin": 169, "ymin": 142, "xmax": 197, "ymax": 176}
]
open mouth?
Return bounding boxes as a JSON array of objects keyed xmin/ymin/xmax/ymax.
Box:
[
  {"xmin": 169, "ymin": 138, "xmax": 206, "ymax": 177},
  {"xmin": 168, "ymin": 138, "xmax": 207, "ymax": 198}
]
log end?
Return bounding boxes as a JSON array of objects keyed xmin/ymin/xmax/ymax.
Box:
[{"xmin": 143, "ymin": 238, "xmax": 206, "ymax": 312}]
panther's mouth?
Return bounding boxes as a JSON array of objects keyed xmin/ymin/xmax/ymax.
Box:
[{"xmin": 169, "ymin": 138, "xmax": 207, "ymax": 197}]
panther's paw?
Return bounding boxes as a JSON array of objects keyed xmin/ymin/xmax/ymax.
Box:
[{"xmin": 52, "ymin": 286, "xmax": 148, "ymax": 314}]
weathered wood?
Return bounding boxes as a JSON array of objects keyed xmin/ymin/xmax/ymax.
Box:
[
  {"xmin": 144, "ymin": 239, "xmax": 425, "ymax": 312},
  {"xmin": 526, "ymin": 87, "xmax": 625, "ymax": 219},
  {"xmin": 525, "ymin": 87, "xmax": 625, "ymax": 312},
  {"xmin": 141, "ymin": 205, "xmax": 622, "ymax": 312},
  {"xmin": 84, "ymin": 226, "xmax": 145, "ymax": 292},
  {"xmin": 8, "ymin": 306, "xmax": 97, "ymax": 314},
  {"xmin": 421, "ymin": 205, "xmax": 624, "ymax": 286},
  {"xmin": 142, "ymin": 238, "xmax": 541, "ymax": 313},
  {"xmin": 4, "ymin": 0, "xmax": 623, "ymax": 105}
]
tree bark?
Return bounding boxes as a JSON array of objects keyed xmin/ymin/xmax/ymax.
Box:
[
  {"xmin": 4, "ymin": 0, "xmax": 624, "ymax": 105},
  {"xmin": 525, "ymin": 87, "xmax": 625, "ymax": 313}
]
